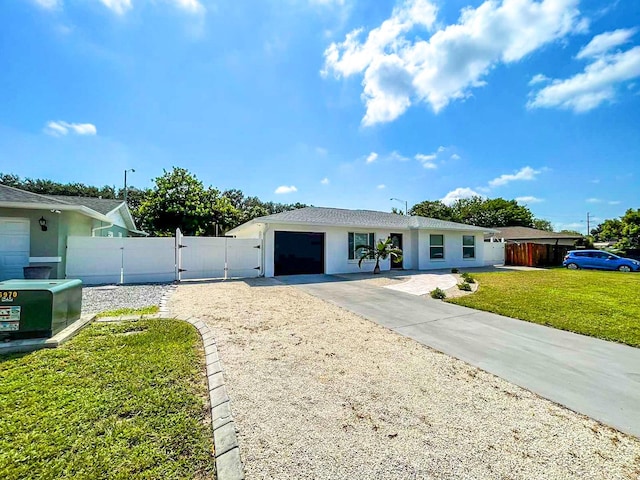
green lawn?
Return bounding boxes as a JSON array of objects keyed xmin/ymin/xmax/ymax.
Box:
[
  {"xmin": 448, "ymin": 269, "xmax": 640, "ymax": 347},
  {"xmin": 0, "ymin": 319, "xmax": 215, "ymax": 480}
]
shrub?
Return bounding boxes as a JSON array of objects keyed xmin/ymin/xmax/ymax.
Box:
[
  {"xmin": 451, "ymin": 268, "xmax": 459, "ymax": 274},
  {"xmin": 457, "ymin": 282, "xmax": 472, "ymax": 291},
  {"xmin": 431, "ymin": 287, "xmax": 446, "ymax": 299},
  {"xmin": 461, "ymin": 272, "xmax": 476, "ymax": 283}
]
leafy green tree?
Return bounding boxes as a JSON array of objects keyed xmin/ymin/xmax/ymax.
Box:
[
  {"xmin": 1, "ymin": 173, "xmax": 117, "ymax": 198},
  {"xmin": 356, "ymin": 237, "xmax": 403, "ymax": 274},
  {"xmin": 592, "ymin": 218, "xmax": 623, "ymax": 242},
  {"xmin": 137, "ymin": 167, "xmax": 219, "ymax": 236},
  {"xmin": 409, "ymin": 200, "xmax": 456, "ymax": 221},
  {"xmin": 450, "ymin": 197, "xmax": 534, "ymax": 228},
  {"xmin": 532, "ymin": 218, "xmax": 553, "ymax": 231}
]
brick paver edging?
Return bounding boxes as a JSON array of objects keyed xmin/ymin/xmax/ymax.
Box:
[{"xmin": 160, "ymin": 286, "xmax": 245, "ymax": 480}]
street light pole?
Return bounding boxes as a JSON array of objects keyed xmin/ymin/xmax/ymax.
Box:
[
  {"xmin": 124, "ymin": 169, "xmax": 135, "ymax": 204},
  {"xmin": 390, "ymin": 197, "xmax": 408, "ymax": 215}
]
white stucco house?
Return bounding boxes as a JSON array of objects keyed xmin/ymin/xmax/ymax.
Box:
[{"xmin": 227, "ymin": 207, "xmax": 498, "ymax": 277}]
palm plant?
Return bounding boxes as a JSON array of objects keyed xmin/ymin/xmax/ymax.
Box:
[{"xmin": 357, "ymin": 237, "xmax": 403, "ymax": 274}]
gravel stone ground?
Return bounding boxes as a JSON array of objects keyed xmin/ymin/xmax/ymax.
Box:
[
  {"xmin": 170, "ymin": 278, "xmax": 640, "ymax": 480},
  {"xmin": 81, "ymin": 283, "xmax": 173, "ymax": 315}
]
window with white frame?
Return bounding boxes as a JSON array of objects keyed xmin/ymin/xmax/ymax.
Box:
[
  {"xmin": 348, "ymin": 232, "xmax": 375, "ymax": 260},
  {"xmin": 429, "ymin": 234, "xmax": 444, "ymax": 259},
  {"xmin": 462, "ymin": 235, "xmax": 476, "ymax": 259}
]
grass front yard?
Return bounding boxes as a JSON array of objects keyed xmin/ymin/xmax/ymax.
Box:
[
  {"xmin": 0, "ymin": 319, "xmax": 215, "ymax": 480},
  {"xmin": 448, "ymin": 269, "xmax": 640, "ymax": 347}
]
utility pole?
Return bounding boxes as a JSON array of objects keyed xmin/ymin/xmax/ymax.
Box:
[
  {"xmin": 586, "ymin": 212, "xmax": 592, "ymax": 236},
  {"xmin": 390, "ymin": 197, "xmax": 408, "ymax": 215},
  {"xmin": 124, "ymin": 169, "xmax": 135, "ymax": 204}
]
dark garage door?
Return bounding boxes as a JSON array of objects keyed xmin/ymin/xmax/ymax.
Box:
[{"xmin": 274, "ymin": 231, "xmax": 325, "ymax": 276}]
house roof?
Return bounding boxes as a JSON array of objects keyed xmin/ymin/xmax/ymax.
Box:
[
  {"xmin": 228, "ymin": 206, "xmax": 497, "ymax": 234},
  {"xmin": 486, "ymin": 226, "xmax": 583, "ymax": 241},
  {"xmin": 44, "ymin": 195, "xmax": 124, "ymax": 215},
  {"xmin": 0, "ymin": 184, "xmax": 143, "ymax": 233}
]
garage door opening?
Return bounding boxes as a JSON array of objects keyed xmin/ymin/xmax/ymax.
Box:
[{"xmin": 274, "ymin": 231, "xmax": 325, "ymax": 276}]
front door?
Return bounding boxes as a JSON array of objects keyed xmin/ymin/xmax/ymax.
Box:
[{"xmin": 390, "ymin": 233, "xmax": 403, "ymax": 269}]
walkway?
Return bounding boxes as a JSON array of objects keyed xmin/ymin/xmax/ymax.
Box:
[{"xmin": 278, "ymin": 274, "xmax": 640, "ymax": 438}]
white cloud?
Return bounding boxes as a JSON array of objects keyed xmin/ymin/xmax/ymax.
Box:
[
  {"xmin": 450, "ymin": 153, "xmax": 461, "ymax": 160},
  {"xmin": 488, "ymin": 166, "xmax": 540, "ymax": 187},
  {"xmin": 529, "ymin": 73, "xmax": 550, "ymax": 85},
  {"xmin": 323, "ymin": 0, "xmax": 585, "ymax": 125},
  {"xmin": 388, "ymin": 151, "xmax": 409, "ymax": 162},
  {"xmin": 32, "ymin": 0, "xmax": 60, "ymax": 8},
  {"xmin": 608, "ymin": 200, "xmax": 621, "ymax": 205},
  {"xmin": 316, "ymin": 147, "xmax": 328, "ymax": 156},
  {"xmin": 515, "ymin": 196, "xmax": 544, "ymax": 204},
  {"xmin": 171, "ymin": 0, "xmax": 205, "ymax": 14},
  {"xmin": 365, "ymin": 152, "xmax": 378, "ymax": 164},
  {"xmin": 274, "ymin": 185, "xmax": 298, "ymax": 194},
  {"xmin": 377, "ymin": 184, "xmax": 386, "ymax": 189},
  {"xmin": 528, "ymin": 29, "xmax": 640, "ymax": 112},
  {"xmin": 414, "ymin": 153, "xmax": 437, "ymax": 169},
  {"xmin": 576, "ymin": 28, "xmax": 637, "ymax": 59},
  {"xmin": 586, "ymin": 197, "xmax": 602, "ymax": 203},
  {"xmin": 310, "ymin": 0, "xmax": 345, "ymax": 5},
  {"xmin": 44, "ymin": 121, "xmax": 97, "ymax": 137},
  {"xmin": 320, "ymin": 177, "xmax": 330, "ymax": 185},
  {"xmin": 99, "ymin": 0, "xmax": 132, "ymax": 15},
  {"xmin": 32, "ymin": 0, "xmax": 204, "ymax": 15},
  {"xmin": 441, "ymin": 187, "xmax": 482, "ymax": 205}
]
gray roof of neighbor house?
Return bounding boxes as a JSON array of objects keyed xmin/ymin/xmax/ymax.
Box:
[
  {"xmin": 44, "ymin": 195, "xmax": 124, "ymax": 215},
  {"xmin": 228, "ymin": 207, "xmax": 497, "ymax": 233},
  {"xmin": 0, "ymin": 184, "xmax": 144, "ymax": 233},
  {"xmin": 486, "ymin": 226, "xmax": 583, "ymax": 241}
]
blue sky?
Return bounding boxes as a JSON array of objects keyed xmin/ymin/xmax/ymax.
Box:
[{"xmin": 1, "ymin": 0, "xmax": 639, "ymax": 232}]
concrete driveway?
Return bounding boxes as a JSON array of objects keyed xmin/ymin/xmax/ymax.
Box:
[{"xmin": 277, "ymin": 274, "xmax": 640, "ymax": 438}]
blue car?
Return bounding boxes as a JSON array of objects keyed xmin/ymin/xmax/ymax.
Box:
[{"xmin": 563, "ymin": 250, "xmax": 640, "ymax": 272}]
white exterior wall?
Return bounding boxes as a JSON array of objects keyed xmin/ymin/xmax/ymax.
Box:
[
  {"xmin": 261, "ymin": 224, "xmax": 413, "ymax": 277},
  {"xmin": 418, "ymin": 230, "xmax": 485, "ymax": 270},
  {"xmin": 232, "ymin": 222, "xmax": 488, "ymax": 277}
]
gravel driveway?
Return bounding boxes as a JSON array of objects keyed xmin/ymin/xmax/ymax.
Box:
[
  {"xmin": 82, "ymin": 283, "xmax": 172, "ymax": 315},
  {"xmin": 170, "ymin": 278, "xmax": 640, "ymax": 480}
]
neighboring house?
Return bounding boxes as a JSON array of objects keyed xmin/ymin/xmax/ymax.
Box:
[
  {"xmin": 227, "ymin": 207, "xmax": 497, "ymax": 277},
  {"xmin": 0, "ymin": 184, "xmax": 146, "ymax": 280},
  {"xmin": 485, "ymin": 226, "xmax": 582, "ymax": 246}
]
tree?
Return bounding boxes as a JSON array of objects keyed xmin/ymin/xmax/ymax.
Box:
[
  {"xmin": 1, "ymin": 172, "xmax": 117, "ymax": 198},
  {"xmin": 137, "ymin": 167, "xmax": 219, "ymax": 236},
  {"xmin": 594, "ymin": 209, "xmax": 640, "ymax": 251},
  {"xmin": 409, "ymin": 200, "xmax": 456, "ymax": 221},
  {"xmin": 450, "ymin": 197, "xmax": 534, "ymax": 228},
  {"xmin": 356, "ymin": 237, "xmax": 402, "ymax": 274},
  {"xmin": 532, "ymin": 218, "xmax": 553, "ymax": 231}
]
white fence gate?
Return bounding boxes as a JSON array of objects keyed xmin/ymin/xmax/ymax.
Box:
[
  {"xmin": 483, "ymin": 241, "xmax": 505, "ymax": 266},
  {"xmin": 66, "ymin": 230, "xmax": 262, "ymax": 285},
  {"xmin": 176, "ymin": 230, "xmax": 262, "ymax": 281}
]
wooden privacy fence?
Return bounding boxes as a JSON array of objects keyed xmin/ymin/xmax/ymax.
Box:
[{"xmin": 505, "ymin": 243, "xmax": 571, "ymax": 267}]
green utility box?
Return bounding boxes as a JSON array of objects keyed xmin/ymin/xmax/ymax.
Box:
[{"xmin": 0, "ymin": 279, "xmax": 83, "ymax": 340}]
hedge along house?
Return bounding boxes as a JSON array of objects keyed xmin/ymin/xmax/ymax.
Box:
[
  {"xmin": 227, "ymin": 207, "xmax": 498, "ymax": 277},
  {"xmin": 0, "ymin": 184, "xmax": 146, "ymax": 280}
]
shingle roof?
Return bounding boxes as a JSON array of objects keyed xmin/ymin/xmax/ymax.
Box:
[
  {"xmin": 0, "ymin": 184, "xmax": 65, "ymax": 204},
  {"xmin": 45, "ymin": 195, "xmax": 124, "ymax": 215},
  {"xmin": 0, "ymin": 185, "xmax": 124, "ymax": 215},
  {"xmin": 236, "ymin": 207, "xmax": 496, "ymax": 232},
  {"xmin": 486, "ymin": 226, "xmax": 583, "ymax": 240}
]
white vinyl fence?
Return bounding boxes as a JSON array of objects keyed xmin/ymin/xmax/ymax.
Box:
[
  {"xmin": 66, "ymin": 230, "xmax": 262, "ymax": 285},
  {"xmin": 483, "ymin": 241, "xmax": 505, "ymax": 266}
]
